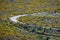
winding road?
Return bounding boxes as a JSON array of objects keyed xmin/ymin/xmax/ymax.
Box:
[
  {"xmin": 9, "ymin": 14, "xmax": 28, "ymax": 24},
  {"xmin": 9, "ymin": 12, "xmax": 60, "ymax": 24},
  {"xmin": 9, "ymin": 12, "xmax": 60, "ymax": 23}
]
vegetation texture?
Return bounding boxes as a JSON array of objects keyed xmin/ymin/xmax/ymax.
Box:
[{"xmin": 0, "ymin": 0, "xmax": 60, "ymax": 40}]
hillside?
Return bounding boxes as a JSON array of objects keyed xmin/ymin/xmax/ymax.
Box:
[{"xmin": 0, "ymin": 0, "xmax": 60, "ymax": 40}]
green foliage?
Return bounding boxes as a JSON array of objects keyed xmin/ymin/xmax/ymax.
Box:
[
  {"xmin": 0, "ymin": 0, "xmax": 60, "ymax": 40},
  {"xmin": 0, "ymin": 0, "xmax": 60, "ymax": 17},
  {"xmin": 0, "ymin": 19, "xmax": 37, "ymax": 40},
  {"xmin": 18, "ymin": 16, "xmax": 60, "ymax": 27}
]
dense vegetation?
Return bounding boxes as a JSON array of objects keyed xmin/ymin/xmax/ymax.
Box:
[
  {"xmin": 0, "ymin": 18, "xmax": 38, "ymax": 40},
  {"xmin": 18, "ymin": 16, "xmax": 60, "ymax": 27},
  {"xmin": 0, "ymin": 0, "xmax": 60, "ymax": 40},
  {"xmin": 0, "ymin": 0, "xmax": 60, "ymax": 17}
]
